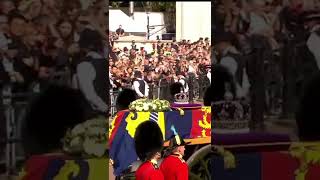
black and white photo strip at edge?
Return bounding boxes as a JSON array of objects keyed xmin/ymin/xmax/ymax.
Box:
[
  {"xmin": 0, "ymin": 0, "xmax": 109, "ymax": 179},
  {"xmin": 212, "ymin": 0, "xmax": 320, "ymax": 180}
]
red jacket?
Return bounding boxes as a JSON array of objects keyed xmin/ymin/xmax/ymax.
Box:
[
  {"xmin": 160, "ymin": 154, "xmax": 189, "ymax": 180},
  {"xmin": 135, "ymin": 161, "xmax": 164, "ymax": 180}
]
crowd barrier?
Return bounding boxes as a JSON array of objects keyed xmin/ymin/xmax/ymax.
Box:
[{"xmin": 109, "ymin": 77, "xmax": 211, "ymax": 118}]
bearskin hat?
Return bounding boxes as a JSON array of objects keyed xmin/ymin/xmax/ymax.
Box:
[{"xmin": 134, "ymin": 121, "xmax": 164, "ymax": 161}]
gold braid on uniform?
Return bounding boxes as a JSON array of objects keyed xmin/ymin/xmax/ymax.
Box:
[{"xmin": 150, "ymin": 159, "xmax": 160, "ymax": 169}]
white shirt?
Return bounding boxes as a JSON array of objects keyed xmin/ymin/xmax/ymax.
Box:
[
  {"xmin": 132, "ymin": 78, "xmax": 149, "ymax": 97},
  {"xmin": 76, "ymin": 51, "xmax": 108, "ymax": 112},
  {"xmin": 307, "ymin": 25, "xmax": 320, "ymax": 70},
  {"xmin": 220, "ymin": 46, "xmax": 250, "ymax": 98},
  {"xmin": 207, "ymin": 71, "xmax": 211, "ymax": 84},
  {"xmin": 178, "ymin": 78, "xmax": 189, "ymax": 93}
]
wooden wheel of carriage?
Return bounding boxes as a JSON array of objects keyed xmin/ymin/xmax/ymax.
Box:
[{"xmin": 187, "ymin": 144, "xmax": 211, "ymax": 180}]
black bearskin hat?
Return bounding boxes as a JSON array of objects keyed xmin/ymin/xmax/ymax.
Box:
[
  {"xmin": 22, "ymin": 84, "xmax": 87, "ymax": 155},
  {"xmin": 134, "ymin": 121, "xmax": 164, "ymax": 161}
]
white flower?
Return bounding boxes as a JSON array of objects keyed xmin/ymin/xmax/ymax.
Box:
[
  {"xmin": 63, "ymin": 146, "xmax": 70, "ymax": 152},
  {"xmin": 84, "ymin": 118, "xmax": 105, "ymax": 129},
  {"xmin": 70, "ymin": 136, "xmax": 82, "ymax": 147},
  {"xmin": 152, "ymin": 104, "xmax": 157, "ymax": 111},
  {"xmin": 143, "ymin": 104, "xmax": 149, "ymax": 111},
  {"xmin": 83, "ymin": 138, "xmax": 106, "ymax": 157},
  {"xmin": 71, "ymin": 124, "xmax": 85, "ymax": 136},
  {"xmin": 87, "ymin": 127, "xmax": 106, "ymax": 136}
]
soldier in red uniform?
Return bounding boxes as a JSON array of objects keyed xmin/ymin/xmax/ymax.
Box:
[
  {"xmin": 134, "ymin": 121, "xmax": 164, "ymax": 180},
  {"xmin": 160, "ymin": 127, "xmax": 190, "ymax": 180}
]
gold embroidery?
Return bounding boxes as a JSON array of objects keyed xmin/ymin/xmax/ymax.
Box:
[
  {"xmin": 289, "ymin": 142, "xmax": 320, "ymax": 180},
  {"xmin": 150, "ymin": 159, "xmax": 159, "ymax": 169},
  {"xmin": 198, "ymin": 107, "xmax": 211, "ymax": 137}
]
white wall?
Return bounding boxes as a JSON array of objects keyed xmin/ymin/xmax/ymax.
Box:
[
  {"xmin": 176, "ymin": 2, "xmax": 211, "ymax": 42},
  {"xmin": 109, "ymin": 9, "xmax": 166, "ymax": 40}
]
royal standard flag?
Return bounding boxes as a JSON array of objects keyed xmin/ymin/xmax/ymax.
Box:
[
  {"xmin": 109, "ymin": 108, "xmax": 211, "ymax": 176},
  {"xmin": 109, "ymin": 111, "xmax": 166, "ymax": 176},
  {"xmin": 190, "ymin": 107, "xmax": 211, "ymax": 138},
  {"xmin": 19, "ymin": 155, "xmax": 108, "ymax": 180}
]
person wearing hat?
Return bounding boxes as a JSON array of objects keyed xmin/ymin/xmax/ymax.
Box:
[
  {"xmin": 160, "ymin": 126, "xmax": 190, "ymax": 180},
  {"xmin": 76, "ymin": 28, "xmax": 108, "ymax": 119},
  {"xmin": 134, "ymin": 121, "xmax": 164, "ymax": 180}
]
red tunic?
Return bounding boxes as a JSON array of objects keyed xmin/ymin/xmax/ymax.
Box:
[
  {"xmin": 135, "ymin": 161, "xmax": 164, "ymax": 180},
  {"xmin": 160, "ymin": 154, "xmax": 189, "ymax": 180}
]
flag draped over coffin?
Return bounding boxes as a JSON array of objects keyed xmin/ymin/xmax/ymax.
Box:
[
  {"xmin": 109, "ymin": 107, "xmax": 211, "ymax": 176},
  {"xmin": 212, "ymin": 151, "xmax": 320, "ymax": 180},
  {"xmin": 19, "ymin": 155, "xmax": 108, "ymax": 180}
]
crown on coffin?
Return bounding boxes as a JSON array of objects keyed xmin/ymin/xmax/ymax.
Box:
[
  {"xmin": 174, "ymin": 91, "xmax": 189, "ymax": 104},
  {"xmin": 212, "ymin": 100, "xmax": 251, "ymax": 133}
]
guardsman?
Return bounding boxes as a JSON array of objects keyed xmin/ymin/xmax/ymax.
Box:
[
  {"xmin": 160, "ymin": 126, "xmax": 190, "ymax": 180},
  {"xmin": 134, "ymin": 121, "xmax": 164, "ymax": 180}
]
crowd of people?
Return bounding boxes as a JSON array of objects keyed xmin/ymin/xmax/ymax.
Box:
[
  {"xmin": 0, "ymin": 0, "xmax": 107, "ymax": 93},
  {"xmin": 213, "ymin": 0, "xmax": 320, "ymax": 129},
  {"xmin": 108, "ymin": 35, "xmax": 212, "ymax": 102},
  {"xmin": 0, "ymin": 0, "xmax": 109, "ymax": 173}
]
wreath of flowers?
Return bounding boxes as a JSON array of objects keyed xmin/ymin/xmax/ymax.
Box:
[
  {"xmin": 62, "ymin": 116, "xmax": 107, "ymax": 158},
  {"xmin": 129, "ymin": 98, "xmax": 171, "ymax": 112}
]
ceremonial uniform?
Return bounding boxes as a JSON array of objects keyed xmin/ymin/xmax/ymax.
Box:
[
  {"xmin": 134, "ymin": 121, "xmax": 164, "ymax": 180},
  {"xmin": 160, "ymin": 127, "xmax": 190, "ymax": 180},
  {"xmin": 160, "ymin": 153, "xmax": 188, "ymax": 180},
  {"xmin": 135, "ymin": 160, "xmax": 164, "ymax": 180}
]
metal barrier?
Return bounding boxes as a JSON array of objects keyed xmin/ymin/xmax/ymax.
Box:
[
  {"xmin": 236, "ymin": 34, "xmax": 317, "ymax": 127},
  {"xmin": 0, "ymin": 70, "xmax": 72, "ymax": 175},
  {"xmin": 109, "ymin": 78, "xmax": 210, "ymax": 118},
  {"xmin": 1, "ymin": 89, "xmax": 32, "ymax": 175}
]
